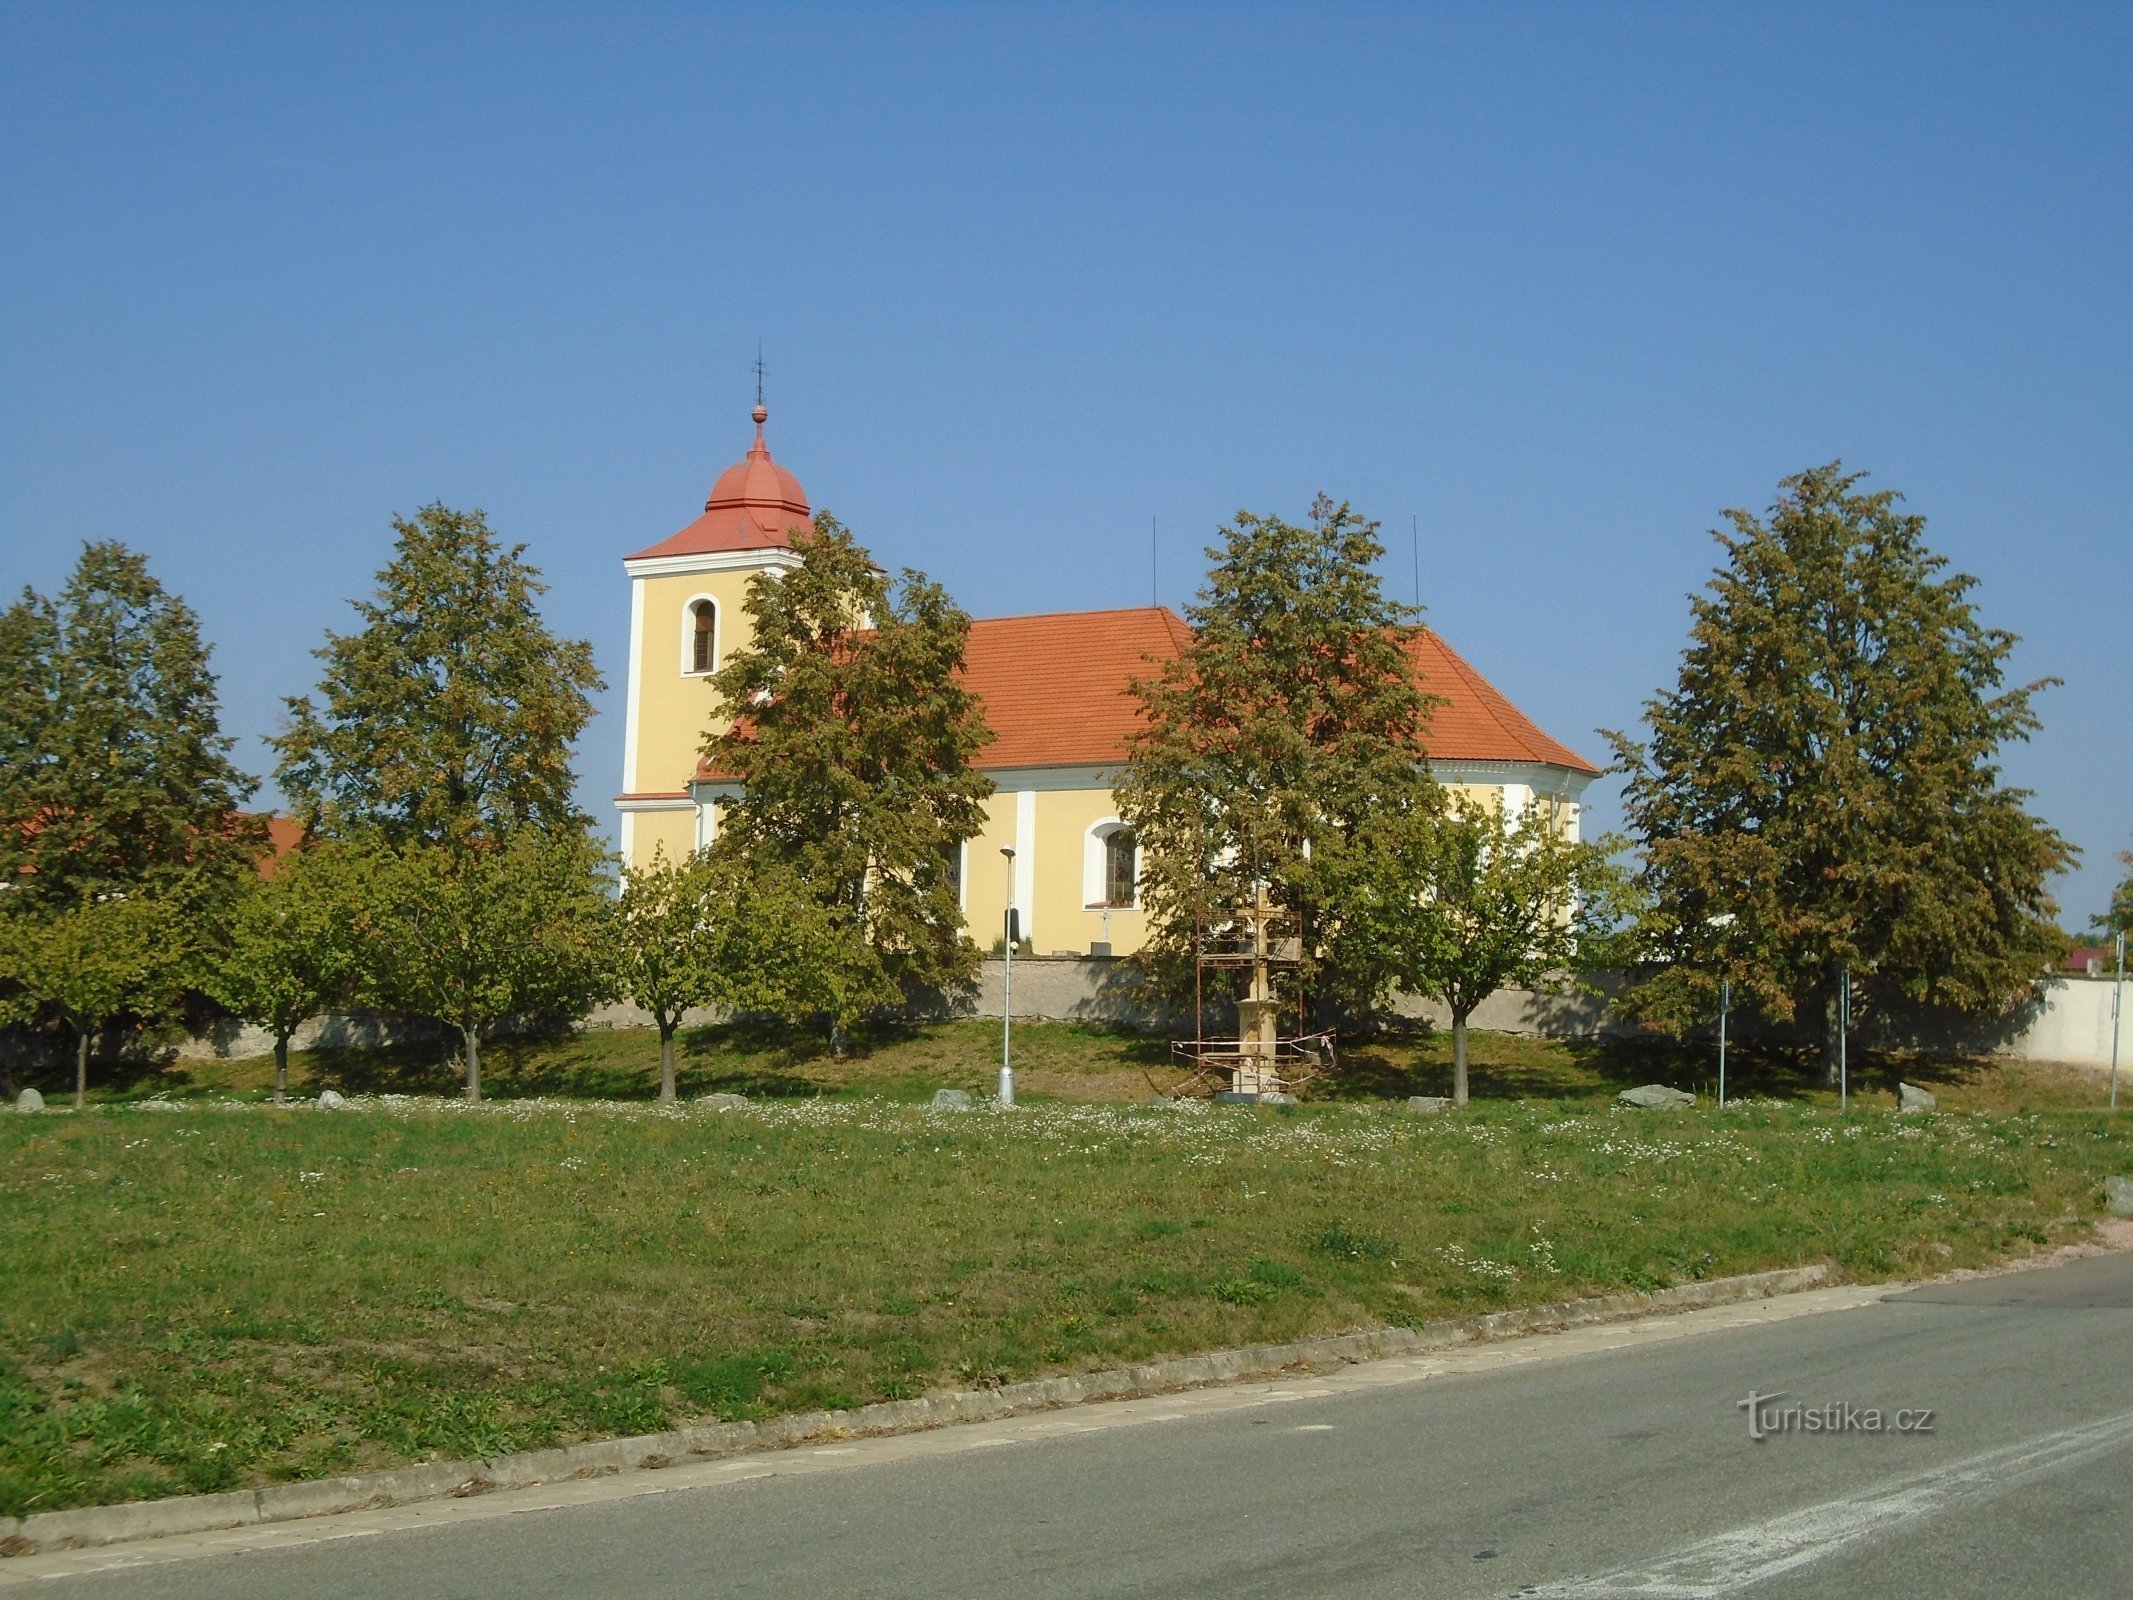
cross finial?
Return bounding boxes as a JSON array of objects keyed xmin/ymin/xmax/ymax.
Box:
[{"xmin": 754, "ymin": 343, "xmax": 765, "ymax": 409}]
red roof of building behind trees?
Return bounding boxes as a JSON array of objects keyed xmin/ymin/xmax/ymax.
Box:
[
  {"xmin": 692, "ymin": 605, "xmax": 1597, "ymax": 782},
  {"xmin": 653, "ymin": 410, "xmax": 1595, "ymax": 787}
]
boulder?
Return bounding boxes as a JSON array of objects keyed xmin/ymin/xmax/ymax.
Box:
[
  {"xmin": 1897, "ymin": 1082, "xmax": 1937, "ymax": 1113},
  {"xmin": 697, "ymin": 1092, "xmax": 749, "ymax": 1110},
  {"xmin": 1214, "ymin": 1090, "xmax": 1297, "ymax": 1105},
  {"xmin": 2105, "ymin": 1176, "xmax": 2133, "ymax": 1218},
  {"xmin": 929, "ymin": 1089, "xmax": 974, "ymax": 1111},
  {"xmin": 15, "ymin": 1087, "xmax": 44, "ymax": 1113},
  {"xmin": 316, "ymin": 1089, "xmax": 348, "ymax": 1111},
  {"xmin": 1617, "ymin": 1084, "xmax": 1695, "ymax": 1110},
  {"xmin": 1405, "ymin": 1095, "xmax": 1453, "ymax": 1114}
]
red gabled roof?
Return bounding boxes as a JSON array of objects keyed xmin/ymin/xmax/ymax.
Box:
[
  {"xmin": 691, "ymin": 604, "xmax": 1597, "ymax": 782},
  {"xmin": 1402, "ymin": 628, "xmax": 1600, "ymax": 774},
  {"xmin": 959, "ymin": 606, "xmax": 1196, "ymax": 768}
]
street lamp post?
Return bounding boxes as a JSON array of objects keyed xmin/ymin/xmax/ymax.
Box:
[
  {"xmin": 2111, "ymin": 932, "xmax": 2125, "ymax": 1114},
  {"xmin": 1719, "ymin": 979, "xmax": 1731, "ymax": 1109},
  {"xmin": 1707, "ymin": 914, "xmax": 1736, "ymax": 1108},
  {"xmin": 1838, "ymin": 967, "xmax": 1851, "ymax": 1113},
  {"xmin": 999, "ymin": 847, "xmax": 1017, "ymax": 1108}
]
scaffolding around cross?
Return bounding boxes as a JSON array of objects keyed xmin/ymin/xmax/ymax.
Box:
[{"xmin": 1151, "ymin": 887, "xmax": 1335, "ymax": 1101}]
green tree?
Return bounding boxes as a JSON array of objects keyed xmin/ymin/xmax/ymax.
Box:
[
  {"xmin": 703, "ymin": 515, "xmax": 994, "ymax": 1041},
  {"xmin": 1114, "ymin": 495, "xmax": 1441, "ymax": 1016},
  {"xmin": 0, "ymin": 542, "xmax": 258, "ymax": 912},
  {"xmin": 1368, "ymin": 794, "xmax": 1622, "ymax": 1105},
  {"xmin": 611, "ymin": 848, "xmax": 855, "ymax": 1099},
  {"xmin": 1609, "ymin": 464, "xmax": 2071, "ymax": 1077},
  {"xmin": 0, "ymin": 892, "xmax": 184, "ymax": 1107},
  {"xmin": 360, "ymin": 832, "xmax": 614, "ymax": 1102},
  {"xmin": 206, "ymin": 844, "xmax": 369, "ymax": 1102},
  {"xmin": 611, "ymin": 849, "xmax": 722, "ymax": 1101},
  {"xmin": 273, "ymin": 505, "xmax": 602, "ymax": 848}
]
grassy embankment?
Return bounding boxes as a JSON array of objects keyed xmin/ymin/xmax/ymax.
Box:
[{"xmin": 1, "ymin": 1020, "xmax": 2126, "ymax": 1518}]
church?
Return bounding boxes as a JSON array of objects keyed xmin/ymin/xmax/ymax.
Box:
[{"xmin": 616, "ymin": 405, "xmax": 1600, "ymax": 956}]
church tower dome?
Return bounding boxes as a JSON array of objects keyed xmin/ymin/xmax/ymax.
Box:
[{"xmin": 626, "ymin": 403, "xmax": 813, "ymax": 560}]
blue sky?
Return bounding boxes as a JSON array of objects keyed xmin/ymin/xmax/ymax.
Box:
[{"xmin": 4, "ymin": 2, "xmax": 2128, "ymax": 924}]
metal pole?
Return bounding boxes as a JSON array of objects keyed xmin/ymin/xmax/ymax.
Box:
[
  {"xmin": 2111, "ymin": 932, "xmax": 2124, "ymax": 1113},
  {"xmin": 1839, "ymin": 968, "xmax": 1850, "ymax": 1113},
  {"xmin": 1705, "ymin": 914, "xmax": 1736, "ymax": 1109},
  {"xmin": 1718, "ymin": 979, "xmax": 1729, "ymax": 1108},
  {"xmin": 999, "ymin": 847, "xmax": 1016, "ymax": 1108}
]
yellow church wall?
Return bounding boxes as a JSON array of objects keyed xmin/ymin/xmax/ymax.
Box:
[
  {"xmin": 625, "ymin": 567, "xmax": 766, "ymax": 798},
  {"xmin": 1443, "ymin": 780, "xmax": 1581, "ymax": 838},
  {"xmin": 1444, "ymin": 780, "xmax": 1509, "ymax": 815},
  {"xmin": 947, "ymin": 776, "xmax": 1557, "ymax": 958},
  {"xmin": 950, "ymin": 779, "xmax": 1149, "ymax": 954},
  {"xmin": 948, "ymin": 783, "xmax": 1141, "ymax": 953},
  {"xmin": 1031, "ymin": 786, "xmax": 1146, "ymax": 955},
  {"xmin": 623, "ymin": 806, "xmax": 699, "ymax": 869},
  {"xmin": 959, "ymin": 796, "xmax": 1021, "ymax": 949},
  {"xmin": 956, "ymin": 776, "xmax": 1547, "ymax": 957}
]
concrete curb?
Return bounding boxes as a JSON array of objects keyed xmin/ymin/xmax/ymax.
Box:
[{"xmin": 1, "ymin": 1263, "xmax": 1827, "ymax": 1557}]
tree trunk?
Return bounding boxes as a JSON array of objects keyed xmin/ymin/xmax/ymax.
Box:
[
  {"xmin": 463, "ymin": 1027, "xmax": 482, "ymax": 1103},
  {"xmin": 75, "ymin": 1028, "xmax": 90, "ymax": 1110},
  {"xmin": 659, "ymin": 1021, "xmax": 677, "ymax": 1104},
  {"xmin": 1452, "ymin": 1009, "xmax": 1471, "ymax": 1106},
  {"xmin": 273, "ymin": 1034, "xmax": 290, "ymax": 1105}
]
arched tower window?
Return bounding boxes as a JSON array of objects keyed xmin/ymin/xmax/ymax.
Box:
[{"xmin": 688, "ymin": 599, "xmax": 717, "ymax": 674}]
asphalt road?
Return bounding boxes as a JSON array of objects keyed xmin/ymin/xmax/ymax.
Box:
[{"xmin": 19, "ymin": 1253, "xmax": 2133, "ymax": 1599}]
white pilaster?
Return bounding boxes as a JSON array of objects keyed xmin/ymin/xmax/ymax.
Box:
[
  {"xmin": 1013, "ymin": 789, "xmax": 1036, "ymax": 940},
  {"xmin": 621, "ymin": 575, "xmax": 647, "ymax": 795}
]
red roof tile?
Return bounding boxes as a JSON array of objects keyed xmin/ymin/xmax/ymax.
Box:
[
  {"xmin": 691, "ymin": 605, "xmax": 1596, "ymax": 782},
  {"xmin": 958, "ymin": 606, "xmax": 1194, "ymax": 769}
]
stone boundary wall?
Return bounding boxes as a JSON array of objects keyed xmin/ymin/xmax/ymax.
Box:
[
  {"xmin": 957, "ymin": 959, "xmax": 2128, "ymax": 1069},
  {"xmin": 166, "ymin": 960, "xmax": 2126, "ymax": 1071}
]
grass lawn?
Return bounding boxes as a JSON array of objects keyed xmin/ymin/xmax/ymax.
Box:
[{"xmin": 2, "ymin": 1021, "xmax": 2127, "ymax": 1518}]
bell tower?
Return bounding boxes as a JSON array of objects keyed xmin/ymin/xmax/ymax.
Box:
[{"xmin": 616, "ymin": 401, "xmax": 813, "ymax": 867}]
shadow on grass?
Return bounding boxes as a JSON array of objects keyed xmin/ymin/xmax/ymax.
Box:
[
  {"xmin": 678, "ymin": 1014, "xmax": 934, "ymax": 1065},
  {"xmin": 307, "ymin": 1045, "xmax": 467, "ymax": 1096},
  {"xmin": 677, "ymin": 1063, "xmax": 821, "ymax": 1099},
  {"xmin": 1322, "ymin": 1028, "xmax": 1837, "ymax": 1104}
]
